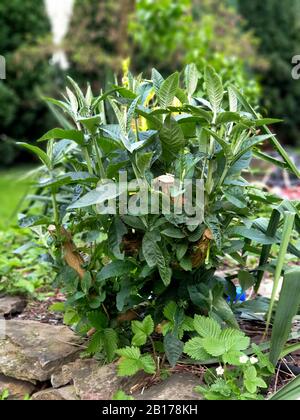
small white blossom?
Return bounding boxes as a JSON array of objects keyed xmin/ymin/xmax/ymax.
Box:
[
  {"xmin": 239, "ymin": 355, "xmax": 249, "ymax": 364},
  {"xmin": 216, "ymin": 366, "xmax": 225, "ymax": 376},
  {"xmin": 250, "ymin": 356, "xmax": 258, "ymax": 365}
]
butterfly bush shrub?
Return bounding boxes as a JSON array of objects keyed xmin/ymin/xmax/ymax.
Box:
[{"xmin": 19, "ymin": 64, "xmax": 300, "ymax": 364}]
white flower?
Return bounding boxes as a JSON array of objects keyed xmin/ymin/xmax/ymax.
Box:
[
  {"xmin": 216, "ymin": 366, "xmax": 225, "ymax": 376},
  {"xmin": 250, "ymin": 356, "xmax": 258, "ymax": 365},
  {"xmin": 239, "ymin": 355, "xmax": 249, "ymax": 364}
]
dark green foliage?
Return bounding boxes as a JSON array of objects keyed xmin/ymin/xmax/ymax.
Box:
[
  {"xmin": 239, "ymin": 0, "xmax": 300, "ymax": 145},
  {"xmin": 0, "ymin": 0, "xmax": 55, "ymax": 166}
]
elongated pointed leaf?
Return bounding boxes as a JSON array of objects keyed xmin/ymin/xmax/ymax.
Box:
[
  {"xmin": 229, "ymin": 85, "xmax": 300, "ymax": 178},
  {"xmin": 269, "ymin": 268, "xmax": 300, "ymax": 366},
  {"xmin": 255, "ymin": 209, "xmax": 281, "ymax": 293},
  {"xmin": 205, "ymin": 66, "xmax": 224, "ymax": 115},
  {"xmin": 38, "ymin": 128, "xmax": 84, "ymax": 145},
  {"xmin": 159, "ymin": 72, "xmax": 179, "ymax": 108},
  {"xmin": 270, "ymin": 375, "xmax": 300, "ymax": 400},
  {"xmin": 17, "ymin": 142, "xmax": 51, "ymax": 169}
]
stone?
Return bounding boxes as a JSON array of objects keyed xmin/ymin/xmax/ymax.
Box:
[
  {"xmin": 61, "ymin": 359, "xmax": 124, "ymax": 400},
  {"xmin": 51, "ymin": 368, "xmax": 73, "ymax": 389},
  {"xmin": 0, "ymin": 374, "xmax": 36, "ymax": 400},
  {"xmin": 0, "ymin": 296, "xmax": 26, "ymax": 316},
  {"xmin": 31, "ymin": 386, "xmax": 77, "ymax": 401},
  {"xmin": 134, "ymin": 373, "xmax": 201, "ymax": 400},
  {"xmin": 0, "ymin": 320, "xmax": 82, "ymax": 383}
]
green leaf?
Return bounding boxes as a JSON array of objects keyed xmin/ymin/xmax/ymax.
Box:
[
  {"xmin": 135, "ymin": 152, "xmax": 153, "ymax": 175},
  {"xmin": 87, "ymin": 331, "xmax": 103, "ymax": 355},
  {"xmin": 87, "ymin": 311, "xmax": 108, "ymax": 330},
  {"xmin": 255, "ymin": 209, "xmax": 281, "ymax": 292},
  {"xmin": 108, "ymin": 217, "xmax": 128, "ymax": 260},
  {"xmin": 82, "ymin": 272, "xmax": 92, "ymax": 294},
  {"xmin": 17, "ymin": 143, "xmax": 51, "ymax": 169},
  {"xmin": 193, "ymin": 315, "xmax": 221, "ymax": 338},
  {"xmin": 202, "ymin": 337, "xmax": 226, "ymax": 357},
  {"xmin": 238, "ymin": 271, "xmax": 256, "ymax": 291},
  {"xmin": 229, "ymin": 227, "xmax": 277, "ymax": 245},
  {"xmin": 117, "ymin": 358, "xmax": 141, "ymax": 377},
  {"xmin": 205, "ymin": 66, "xmax": 224, "ymax": 114},
  {"xmin": 159, "ymin": 72, "xmax": 179, "ymax": 108},
  {"xmin": 184, "ymin": 337, "xmax": 210, "ymax": 360},
  {"xmin": 112, "ymin": 390, "xmax": 134, "ymax": 401},
  {"xmin": 184, "ymin": 63, "xmax": 199, "ymax": 96},
  {"xmin": 266, "ymin": 212, "xmax": 296, "ymax": 334},
  {"xmin": 229, "ymin": 85, "xmax": 300, "ymax": 178},
  {"xmin": 142, "ymin": 231, "xmax": 161, "ymax": 268},
  {"xmin": 176, "ymin": 243, "xmax": 188, "ymax": 260},
  {"xmin": 97, "ymin": 260, "xmax": 135, "ymax": 281},
  {"xmin": 140, "ymin": 354, "xmax": 156, "ymax": 374},
  {"xmin": 103, "ymin": 328, "xmax": 118, "ymax": 362},
  {"xmin": 160, "ymin": 116, "xmax": 185, "ymax": 161},
  {"xmin": 78, "ymin": 115, "xmax": 101, "ymax": 135},
  {"xmin": 131, "ymin": 315, "xmax": 154, "ymax": 346},
  {"xmin": 164, "ymin": 333, "xmax": 184, "ymax": 367},
  {"xmin": 38, "ymin": 128, "xmax": 84, "ymax": 145},
  {"xmin": 152, "ymin": 68, "xmax": 164, "ymax": 95},
  {"xmin": 68, "ymin": 181, "xmax": 122, "ymax": 210},
  {"xmin": 244, "ymin": 366, "xmax": 267, "ymax": 394},
  {"xmin": 269, "ymin": 268, "xmax": 300, "ymax": 366},
  {"xmin": 162, "ymin": 227, "xmax": 185, "ymax": 239},
  {"xmin": 269, "ymin": 376, "xmax": 300, "ymax": 400},
  {"xmin": 126, "ymin": 97, "xmax": 140, "ymax": 132},
  {"xmin": 220, "ymin": 329, "xmax": 250, "ymax": 352},
  {"xmin": 179, "ymin": 256, "xmax": 192, "ymax": 272}
]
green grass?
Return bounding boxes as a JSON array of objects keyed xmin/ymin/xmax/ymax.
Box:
[{"xmin": 0, "ymin": 167, "xmax": 33, "ymax": 230}]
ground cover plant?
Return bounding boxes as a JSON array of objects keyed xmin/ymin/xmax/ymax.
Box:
[{"xmin": 19, "ymin": 65, "xmax": 300, "ymax": 400}]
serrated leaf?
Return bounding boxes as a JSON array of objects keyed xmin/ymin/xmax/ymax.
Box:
[
  {"xmin": 87, "ymin": 311, "xmax": 108, "ymax": 330},
  {"xmin": 87, "ymin": 331, "xmax": 103, "ymax": 355},
  {"xmin": 140, "ymin": 354, "xmax": 156, "ymax": 374},
  {"xmin": 202, "ymin": 337, "xmax": 226, "ymax": 357},
  {"xmin": 184, "ymin": 337, "xmax": 210, "ymax": 360},
  {"xmin": 193, "ymin": 315, "xmax": 221, "ymax": 338},
  {"xmin": 220, "ymin": 329, "xmax": 250, "ymax": 352},
  {"xmin": 117, "ymin": 358, "xmax": 141, "ymax": 377},
  {"xmin": 103, "ymin": 328, "xmax": 118, "ymax": 362}
]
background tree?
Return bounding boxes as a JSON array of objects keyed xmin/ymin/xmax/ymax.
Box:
[
  {"xmin": 65, "ymin": 0, "xmax": 134, "ymax": 91},
  {"xmin": 239, "ymin": 0, "xmax": 300, "ymax": 145},
  {"xmin": 129, "ymin": 0, "xmax": 263, "ymax": 102},
  {"xmin": 0, "ymin": 0, "xmax": 55, "ymax": 166}
]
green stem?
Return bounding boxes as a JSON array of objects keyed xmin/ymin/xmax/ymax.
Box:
[
  {"xmin": 84, "ymin": 147, "xmax": 94, "ymax": 175},
  {"xmin": 93, "ymin": 138, "xmax": 105, "ymax": 179},
  {"xmin": 51, "ymin": 191, "xmax": 59, "ymax": 226}
]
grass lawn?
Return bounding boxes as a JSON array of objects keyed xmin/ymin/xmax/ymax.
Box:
[{"xmin": 0, "ymin": 167, "xmax": 33, "ymax": 230}]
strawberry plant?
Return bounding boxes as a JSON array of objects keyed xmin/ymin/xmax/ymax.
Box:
[{"xmin": 19, "ymin": 64, "xmax": 300, "ymax": 368}]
